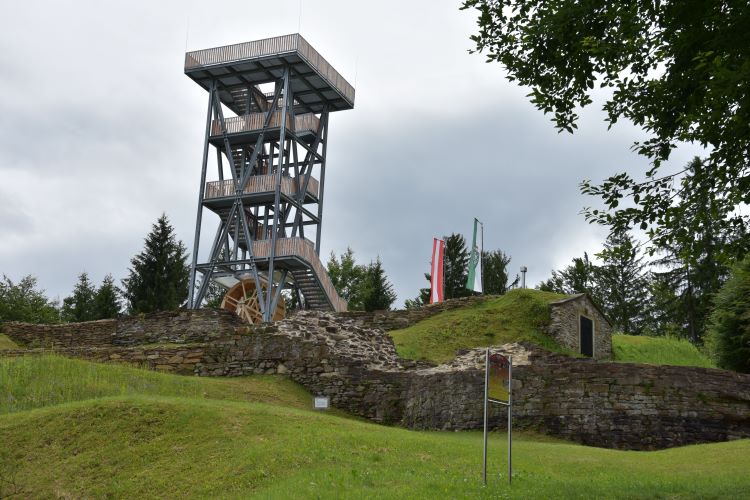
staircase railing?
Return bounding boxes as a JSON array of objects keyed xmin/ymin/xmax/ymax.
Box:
[{"xmin": 251, "ymin": 237, "xmax": 347, "ymax": 312}]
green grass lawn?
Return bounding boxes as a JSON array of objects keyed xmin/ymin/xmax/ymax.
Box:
[
  {"xmin": 613, "ymin": 334, "xmax": 716, "ymax": 368},
  {"xmin": 389, "ymin": 289, "xmax": 570, "ymax": 364},
  {"xmin": 0, "ymin": 354, "xmax": 315, "ymax": 414},
  {"xmin": 0, "ymin": 356, "xmax": 748, "ymax": 498},
  {"xmin": 0, "ymin": 333, "xmax": 18, "ymax": 350}
]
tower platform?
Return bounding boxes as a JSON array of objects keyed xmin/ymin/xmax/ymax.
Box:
[{"xmin": 185, "ymin": 34, "xmax": 355, "ymax": 114}]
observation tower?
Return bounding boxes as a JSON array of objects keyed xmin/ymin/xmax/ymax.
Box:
[{"xmin": 184, "ymin": 34, "xmax": 354, "ymax": 322}]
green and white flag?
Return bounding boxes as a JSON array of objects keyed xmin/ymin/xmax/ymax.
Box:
[{"xmin": 466, "ymin": 218, "xmax": 483, "ymax": 293}]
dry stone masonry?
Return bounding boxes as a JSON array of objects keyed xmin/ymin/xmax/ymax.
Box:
[
  {"xmin": 545, "ymin": 294, "xmax": 613, "ymax": 359},
  {"xmin": 3, "ymin": 306, "xmax": 748, "ymax": 450}
]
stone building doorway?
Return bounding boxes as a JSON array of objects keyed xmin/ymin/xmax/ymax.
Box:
[{"xmin": 580, "ymin": 316, "xmax": 594, "ymax": 357}]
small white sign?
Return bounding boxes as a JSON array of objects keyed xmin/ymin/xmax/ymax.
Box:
[{"xmin": 313, "ymin": 396, "xmax": 330, "ymax": 410}]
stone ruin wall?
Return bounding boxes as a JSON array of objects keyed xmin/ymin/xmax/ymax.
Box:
[
  {"xmin": 2, "ymin": 308, "xmax": 749, "ymax": 450},
  {"xmin": 1, "ymin": 309, "xmax": 240, "ymax": 348}
]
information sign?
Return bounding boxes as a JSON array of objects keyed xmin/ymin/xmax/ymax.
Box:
[
  {"xmin": 488, "ymin": 353, "xmax": 510, "ymax": 403},
  {"xmin": 313, "ymin": 396, "xmax": 330, "ymax": 410}
]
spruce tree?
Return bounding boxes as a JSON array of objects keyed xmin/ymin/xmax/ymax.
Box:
[
  {"xmin": 596, "ymin": 229, "xmax": 649, "ymax": 334},
  {"xmin": 706, "ymin": 254, "xmax": 750, "ymax": 373},
  {"xmin": 61, "ymin": 272, "xmax": 97, "ymax": 322},
  {"xmin": 94, "ymin": 274, "xmax": 121, "ymax": 319},
  {"xmin": 121, "ymin": 214, "xmax": 190, "ymax": 314},
  {"xmin": 444, "ymin": 233, "xmax": 470, "ymax": 299},
  {"xmin": 361, "ymin": 258, "xmax": 397, "ymax": 312}
]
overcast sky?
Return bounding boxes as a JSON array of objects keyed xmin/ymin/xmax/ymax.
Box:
[{"xmin": 0, "ymin": 0, "xmax": 701, "ymax": 306}]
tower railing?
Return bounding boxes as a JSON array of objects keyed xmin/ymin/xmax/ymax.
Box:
[
  {"xmin": 185, "ymin": 34, "xmax": 355, "ymax": 105},
  {"xmin": 204, "ymin": 174, "xmax": 320, "ymax": 200},
  {"xmin": 210, "ymin": 112, "xmax": 320, "ymax": 137}
]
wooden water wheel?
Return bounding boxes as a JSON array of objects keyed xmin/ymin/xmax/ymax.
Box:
[{"xmin": 220, "ymin": 278, "xmax": 286, "ymax": 324}]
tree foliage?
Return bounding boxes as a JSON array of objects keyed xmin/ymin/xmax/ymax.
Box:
[
  {"xmin": 0, "ymin": 275, "xmax": 59, "ymax": 324},
  {"xmin": 61, "ymin": 272, "xmax": 97, "ymax": 323},
  {"xmin": 444, "ymin": 233, "xmax": 471, "ymax": 300},
  {"xmin": 482, "ymin": 249, "xmax": 511, "ymax": 295},
  {"xmin": 644, "ymin": 158, "xmax": 750, "ymax": 342},
  {"xmin": 361, "ymin": 258, "xmax": 398, "ymax": 312},
  {"xmin": 121, "ymin": 214, "xmax": 190, "ymax": 314},
  {"xmin": 94, "ymin": 274, "xmax": 121, "ymax": 319},
  {"xmin": 538, "ymin": 253, "xmax": 599, "ymax": 299},
  {"xmin": 327, "ymin": 249, "xmax": 397, "ymax": 311},
  {"xmin": 706, "ymin": 254, "xmax": 750, "ymax": 373},
  {"xmin": 595, "ymin": 229, "xmax": 649, "ymax": 334},
  {"xmin": 462, "ymin": 1, "xmax": 750, "ymax": 254},
  {"xmin": 327, "ymin": 248, "xmax": 367, "ymax": 310}
]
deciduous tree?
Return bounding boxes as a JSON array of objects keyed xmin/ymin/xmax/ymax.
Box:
[
  {"xmin": 327, "ymin": 247, "xmax": 367, "ymax": 310},
  {"xmin": 0, "ymin": 275, "xmax": 59, "ymax": 324},
  {"xmin": 482, "ymin": 249, "xmax": 511, "ymax": 295},
  {"xmin": 462, "ymin": 1, "xmax": 750, "ymax": 258}
]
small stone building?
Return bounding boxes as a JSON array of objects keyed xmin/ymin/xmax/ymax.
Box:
[{"xmin": 546, "ymin": 294, "xmax": 612, "ymax": 359}]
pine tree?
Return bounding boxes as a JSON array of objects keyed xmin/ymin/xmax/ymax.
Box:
[
  {"xmin": 61, "ymin": 272, "xmax": 97, "ymax": 322},
  {"xmin": 93, "ymin": 274, "xmax": 121, "ymax": 319},
  {"xmin": 361, "ymin": 258, "xmax": 397, "ymax": 312},
  {"xmin": 595, "ymin": 229, "xmax": 649, "ymax": 334},
  {"xmin": 121, "ymin": 214, "xmax": 190, "ymax": 314}
]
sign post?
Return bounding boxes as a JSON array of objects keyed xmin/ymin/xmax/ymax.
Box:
[{"xmin": 483, "ymin": 349, "xmax": 512, "ymax": 485}]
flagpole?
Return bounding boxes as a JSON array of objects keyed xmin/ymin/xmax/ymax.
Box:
[
  {"xmin": 479, "ymin": 219, "xmax": 484, "ymax": 295},
  {"xmin": 442, "ymin": 245, "xmax": 446, "ymax": 301}
]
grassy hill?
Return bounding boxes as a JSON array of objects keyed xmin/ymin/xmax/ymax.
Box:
[
  {"xmin": 0, "ymin": 334, "xmax": 18, "ymax": 350},
  {"xmin": 389, "ymin": 290, "xmax": 718, "ymax": 369},
  {"xmin": 613, "ymin": 335, "xmax": 716, "ymax": 368},
  {"xmin": 389, "ymin": 289, "xmax": 570, "ymax": 364},
  {"xmin": 1, "ymin": 355, "xmax": 749, "ymax": 498}
]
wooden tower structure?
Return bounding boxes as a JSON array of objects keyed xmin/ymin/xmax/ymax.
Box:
[{"xmin": 184, "ymin": 34, "xmax": 354, "ymax": 322}]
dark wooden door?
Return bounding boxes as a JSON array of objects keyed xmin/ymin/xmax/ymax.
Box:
[{"xmin": 580, "ymin": 316, "xmax": 593, "ymax": 357}]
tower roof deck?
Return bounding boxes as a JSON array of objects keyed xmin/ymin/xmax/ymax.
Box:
[{"xmin": 185, "ymin": 34, "xmax": 355, "ymax": 114}]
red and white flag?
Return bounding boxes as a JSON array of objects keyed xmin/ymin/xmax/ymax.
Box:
[{"xmin": 430, "ymin": 238, "xmax": 445, "ymax": 304}]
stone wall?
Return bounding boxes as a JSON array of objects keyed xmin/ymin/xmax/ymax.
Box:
[
  {"xmin": 2, "ymin": 309, "xmax": 242, "ymax": 348},
  {"xmin": 337, "ymin": 295, "xmax": 490, "ymax": 332},
  {"xmin": 1, "ymin": 345, "xmax": 206, "ymax": 375},
  {"xmin": 401, "ymin": 348, "xmax": 750, "ymax": 449},
  {"xmin": 3, "ymin": 308, "xmax": 748, "ymax": 450},
  {"xmin": 546, "ymin": 294, "xmax": 613, "ymax": 359}
]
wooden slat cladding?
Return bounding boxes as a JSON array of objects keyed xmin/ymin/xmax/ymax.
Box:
[
  {"xmin": 252, "ymin": 238, "xmax": 347, "ymax": 312},
  {"xmin": 184, "ymin": 34, "xmax": 355, "ymax": 105},
  {"xmin": 210, "ymin": 112, "xmax": 319, "ymax": 137},
  {"xmin": 204, "ymin": 174, "xmax": 320, "ymax": 200}
]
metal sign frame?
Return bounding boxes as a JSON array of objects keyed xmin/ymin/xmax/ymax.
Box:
[{"xmin": 483, "ymin": 348, "xmax": 512, "ymax": 485}]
